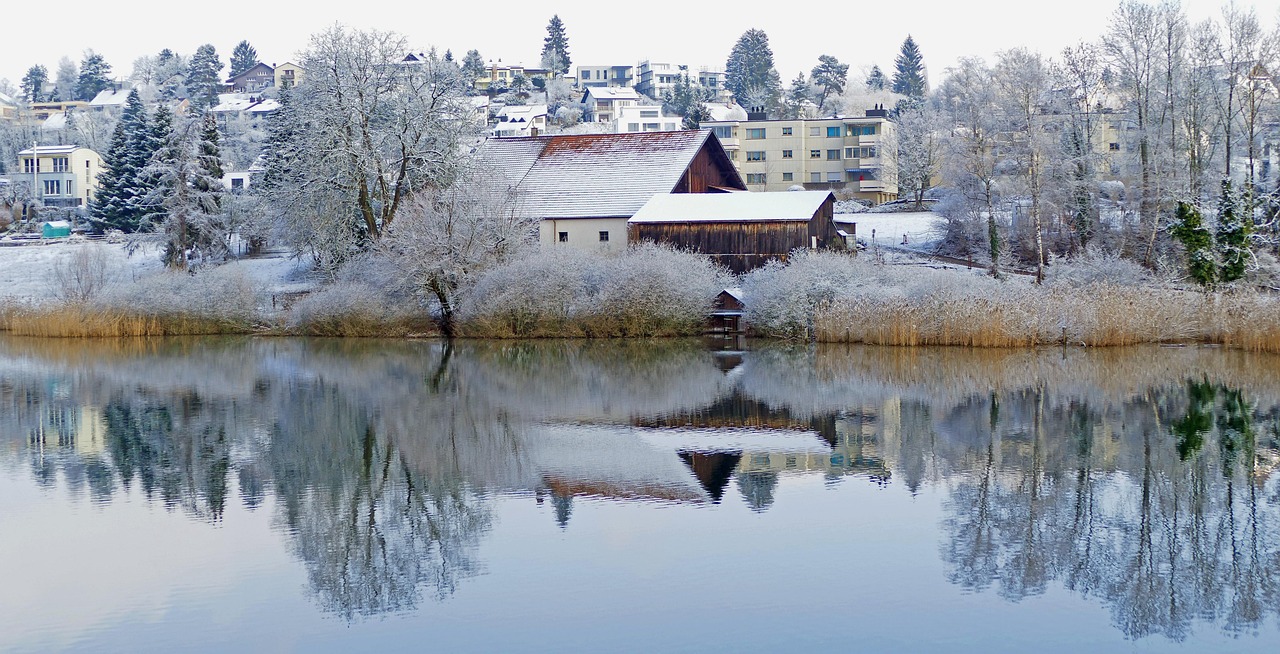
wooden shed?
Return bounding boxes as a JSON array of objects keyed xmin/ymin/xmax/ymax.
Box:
[
  {"xmin": 627, "ymin": 191, "xmax": 842, "ymax": 273},
  {"xmin": 708, "ymin": 288, "xmax": 747, "ymax": 334}
]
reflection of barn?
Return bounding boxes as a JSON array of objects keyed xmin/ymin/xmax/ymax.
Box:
[{"xmin": 627, "ymin": 190, "xmax": 843, "ymax": 272}]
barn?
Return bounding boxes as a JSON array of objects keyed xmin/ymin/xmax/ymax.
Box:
[
  {"xmin": 626, "ymin": 190, "xmax": 844, "ymax": 272},
  {"xmin": 476, "ymin": 130, "xmax": 746, "ymax": 251}
]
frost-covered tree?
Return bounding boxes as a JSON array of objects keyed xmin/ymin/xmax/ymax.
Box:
[
  {"xmin": 540, "ymin": 15, "xmax": 571, "ymax": 75},
  {"xmin": 383, "ymin": 171, "xmax": 537, "ymax": 338},
  {"xmin": 1056, "ymin": 43, "xmax": 1105, "ymax": 248},
  {"xmin": 810, "ymin": 55, "xmax": 849, "ymax": 110},
  {"xmin": 229, "ymin": 40, "xmax": 259, "ymax": 77},
  {"xmin": 995, "ymin": 48, "xmax": 1052, "ymax": 283},
  {"xmin": 938, "ymin": 57, "xmax": 1003, "ymax": 277},
  {"xmin": 20, "ymin": 65, "xmax": 48, "ymax": 103},
  {"xmin": 866, "ymin": 65, "xmax": 887, "ymax": 91},
  {"xmin": 893, "ymin": 103, "xmax": 944, "ymax": 210},
  {"xmin": 76, "ymin": 51, "xmax": 113, "ymax": 101},
  {"xmin": 663, "ymin": 74, "xmax": 710, "ymax": 127},
  {"xmin": 186, "ymin": 44, "xmax": 224, "ymax": 111},
  {"xmin": 90, "ymin": 90, "xmax": 152, "ymax": 233},
  {"xmin": 782, "ymin": 73, "xmax": 811, "ymax": 119},
  {"xmin": 725, "ymin": 29, "xmax": 782, "ymax": 113},
  {"xmin": 892, "ymin": 36, "xmax": 928, "ymax": 100},
  {"xmin": 1215, "ymin": 179, "xmax": 1250, "ymax": 283},
  {"xmin": 53, "ymin": 57, "xmax": 77, "ymax": 103},
  {"xmin": 1170, "ymin": 201, "xmax": 1215, "ymax": 287},
  {"xmin": 461, "ymin": 50, "xmax": 486, "ymax": 90},
  {"xmin": 146, "ymin": 113, "xmax": 228, "ymax": 268}
]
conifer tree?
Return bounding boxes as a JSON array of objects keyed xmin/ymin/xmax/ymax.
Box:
[
  {"xmin": 187, "ymin": 44, "xmax": 224, "ymax": 111},
  {"xmin": 866, "ymin": 65, "xmax": 887, "ymax": 92},
  {"xmin": 89, "ymin": 89, "xmax": 151, "ymax": 233},
  {"xmin": 149, "ymin": 113, "xmax": 228, "ymax": 268},
  {"xmin": 784, "ymin": 73, "xmax": 810, "ymax": 119},
  {"xmin": 1170, "ymin": 201, "xmax": 1216, "ymax": 287},
  {"xmin": 75, "ymin": 51, "xmax": 113, "ymax": 101},
  {"xmin": 20, "ymin": 65, "xmax": 48, "ymax": 103},
  {"xmin": 540, "ymin": 16, "xmax": 571, "ymax": 75},
  {"xmin": 229, "ymin": 41, "xmax": 259, "ymax": 77},
  {"xmin": 892, "ymin": 36, "xmax": 928, "ymax": 99},
  {"xmin": 810, "ymin": 55, "xmax": 849, "ymax": 109},
  {"xmin": 461, "ymin": 50, "xmax": 486, "ymax": 90},
  {"xmin": 259, "ymin": 86, "xmax": 300, "ymax": 196},
  {"xmin": 725, "ymin": 29, "xmax": 783, "ymax": 113},
  {"xmin": 1215, "ymin": 179, "xmax": 1251, "ymax": 283}
]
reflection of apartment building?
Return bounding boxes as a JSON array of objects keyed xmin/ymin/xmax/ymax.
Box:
[
  {"xmin": 16, "ymin": 145, "xmax": 103, "ymax": 209},
  {"xmin": 704, "ymin": 108, "xmax": 898, "ymax": 203}
]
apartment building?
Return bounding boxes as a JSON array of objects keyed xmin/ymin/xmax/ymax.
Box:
[
  {"xmin": 581, "ymin": 86, "xmax": 640, "ymax": 123},
  {"xmin": 614, "ymin": 105, "xmax": 682, "ymax": 133},
  {"xmin": 576, "ymin": 65, "xmax": 634, "ymax": 88},
  {"xmin": 635, "ymin": 61, "xmax": 731, "ymax": 103},
  {"xmin": 703, "ymin": 108, "xmax": 897, "ymax": 204},
  {"xmin": 16, "ymin": 145, "xmax": 103, "ymax": 209}
]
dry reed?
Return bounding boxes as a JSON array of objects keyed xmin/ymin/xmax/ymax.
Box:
[{"xmin": 2, "ymin": 303, "xmax": 253, "ymax": 337}]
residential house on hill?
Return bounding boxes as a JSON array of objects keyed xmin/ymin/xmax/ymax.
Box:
[
  {"xmin": 88, "ymin": 89, "xmax": 130, "ymax": 113},
  {"xmin": 576, "ymin": 64, "xmax": 634, "ymax": 89},
  {"xmin": 16, "ymin": 145, "xmax": 103, "ymax": 211},
  {"xmin": 274, "ymin": 62, "xmax": 303, "ymax": 89},
  {"xmin": 614, "ymin": 105, "xmax": 682, "ymax": 134},
  {"xmin": 476, "ymin": 130, "xmax": 745, "ymax": 249},
  {"xmin": 491, "ymin": 104, "xmax": 548, "ymax": 138},
  {"xmin": 627, "ymin": 190, "xmax": 841, "ymax": 272},
  {"xmin": 581, "ymin": 86, "xmax": 640, "ymax": 123},
  {"xmin": 227, "ymin": 62, "xmax": 276, "ymax": 93},
  {"xmin": 0, "ymin": 92, "xmax": 17, "ymax": 122}
]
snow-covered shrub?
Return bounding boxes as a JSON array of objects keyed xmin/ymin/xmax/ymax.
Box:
[
  {"xmin": 288, "ymin": 281, "xmax": 431, "ymax": 337},
  {"xmin": 95, "ymin": 265, "xmax": 259, "ymax": 330},
  {"xmin": 741, "ymin": 250, "xmax": 865, "ymax": 338},
  {"xmin": 1048, "ymin": 246, "xmax": 1152, "ymax": 288},
  {"xmin": 52, "ymin": 244, "xmax": 115, "ymax": 302},
  {"xmin": 462, "ymin": 243, "xmax": 727, "ymax": 337}
]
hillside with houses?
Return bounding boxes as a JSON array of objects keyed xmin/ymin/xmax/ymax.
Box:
[{"xmin": 1, "ymin": 2, "xmax": 1280, "ymax": 348}]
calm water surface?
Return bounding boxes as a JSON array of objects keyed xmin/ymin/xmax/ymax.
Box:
[{"xmin": 2, "ymin": 337, "xmax": 1280, "ymax": 653}]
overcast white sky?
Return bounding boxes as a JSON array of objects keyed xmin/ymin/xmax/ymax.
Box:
[{"xmin": 3, "ymin": 0, "xmax": 1278, "ymax": 92}]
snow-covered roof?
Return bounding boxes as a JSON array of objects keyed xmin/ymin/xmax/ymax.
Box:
[
  {"xmin": 18, "ymin": 144, "xmax": 84, "ymax": 156},
  {"xmin": 42, "ymin": 220, "xmax": 71, "ymax": 228},
  {"xmin": 705, "ymin": 102, "xmax": 748, "ymax": 122},
  {"xmin": 212, "ymin": 94, "xmax": 278, "ymax": 114},
  {"xmin": 246, "ymin": 99, "xmax": 280, "ymax": 113},
  {"xmin": 722, "ymin": 287, "xmax": 745, "ymax": 303},
  {"xmin": 41, "ymin": 114, "xmax": 68, "ymax": 131},
  {"xmin": 583, "ymin": 86, "xmax": 641, "ymax": 102},
  {"xmin": 89, "ymin": 89, "xmax": 130, "ymax": 107},
  {"xmin": 477, "ymin": 130, "xmax": 742, "ymax": 220},
  {"xmin": 497, "ymin": 104, "xmax": 547, "ymax": 122},
  {"xmin": 628, "ymin": 191, "xmax": 834, "ymax": 224},
  {"xmin": 0, "ymin": 92, "xmax": 16, "ymax": 106}
]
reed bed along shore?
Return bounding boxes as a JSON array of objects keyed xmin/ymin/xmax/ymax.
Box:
[{"xmin": 812, "ymin": 283, "xmax": 1280, "ymax": 353}]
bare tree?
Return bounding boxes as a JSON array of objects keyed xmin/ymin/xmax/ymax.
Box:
[
  {"xmin": 940, "ymin": 57, "xmax": 1004, "ymax": 277},
  {"xmin": 53, "ymin": 245, "xmax": 114, "ymax": 302},
  {"xmin": 996, "ymin": 48, "xmax": 1052, "ymax": 283},
  {"xmin": 892, "ymin": 102, "xmax": 945, "ymax": 210}
]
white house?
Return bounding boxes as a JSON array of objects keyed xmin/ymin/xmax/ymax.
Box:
[
  {"xmin": 491, "ymin": 104, "xmax": 548, "ymax": 138},
  {"xmin": 614, "ymin": 105, "xmax": 682, "ymax": 134},
  {"xmin": 581, "ymin": 87, "xmax": 640, "ymax": 123}
]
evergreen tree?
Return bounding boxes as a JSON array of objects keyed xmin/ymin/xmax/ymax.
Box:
[
  {"xmin": 89, "ymin": 90, "xmax": 151, "ymax": 233},
  {"xmin": 20, "ymin": 65, "xmax": 48, "ymax": 103},
  {"xmin": 54, "ymin": 57, "xmax": 77, "ymax": 103},
  {"xmin": 892, "ymin": 36, "xmax": 928, "ymax": 99},
  {"xmin": 662, "ymin": 75, "xmax": 710, "ymax": 129},
  {"xmin": 810, "ymin": 55, "xmax": 849, "ymax": 109},
  {"xmin": 784, "ymin": 73, "xmax": 810, "ymax": 119},
  {"xmin": 149, "ymin": 113, "xmax": 228, "ymax": 268},
  {"xmin": 229, "ymin": 40, "xmax": 259, "ymax": 77},
  {"xmin": 1215, "ymin": 179, "xmax": 1251, "ymax": 283},
  {"xmin": 725, "ymin": 29, "xmax": 783, "ymax": 114},
  {"xmin": 75, "ymin": 51, "xmax": 113, "ymax": 101},
  {"xmin": 258, "ymin": 86, "xmax": 301, "ymax": 197},
  {"xmin": 461, "ymin": 50, "xmax": 486, "ymax": 90},
  {"xmin": 866, "ymin": 65, "xmax": 887, "ymax": 92},
  {"xmin": 187, "ymin": 44, "xmax": 224, "ymax": 111},
  {"xmin": 1170, "ymin": 201, "xmax": 1216, "ymax": 287},
  {"xmin": 443, "ymin": 50, "xmax": 454, "ymax": 63},
  {"xmin": 540, "ymin": 15, "xmax": 571, "ymax": 75}
]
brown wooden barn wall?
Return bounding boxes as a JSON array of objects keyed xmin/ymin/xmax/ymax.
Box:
[{"xmin": 672, "ymin": 144, "xmax": 746, "ymax": 194}]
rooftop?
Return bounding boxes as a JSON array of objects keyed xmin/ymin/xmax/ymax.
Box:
[
  {"xmin": 628, "ymin": 191, "xmax": 835, "ymax": 224},
  {"xmin": 18, "ymin": 144, "xmax": 87, "ymax": 156},
  {"xmin": 89, "ymin": 89, "xmax": 131, "ymax": 107}
]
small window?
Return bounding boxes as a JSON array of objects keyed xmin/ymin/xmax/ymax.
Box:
[
  {"xmin": 23, "ymin": 159, "xmax": 35, "ymax": 173},
  {"xmin": 746, "ymin": 128, "xmax": 766, "ymax": 139},
  {"xmin": 810, "ymin": 172, "xmax": 822, "ymax": 183},
  {"xmin": 845, "ymin": 147, "xmax": 855, "ymax": 159},
  {"xmin": 827, "ymin": 149, "xmax": 841, "ymax": 160},
  {"xmin": 826, "ymin": 126, "xmax": 841, "ymax": 138},
  {"xmin": 582, "ymin": 70, "xmax": 591, "ymax": 80},
  {"xmin": 809, "ymin": 127, "xmax": 821, "ymax": 136},
  {"xmin": 827, "ymin": 172, "xmax": 842, "ymax": 182},
  {"xmin": 712, "ymin": 126, "xmax": 734, "ymax": 140},
  {"xmin": 782, "ymin": 172, "xmax": 793, "ymax": 181},
  {"xmin": 746, "ymin": 151, "xmax": 765, "ymax": 161},
  {"xmin": 643, "ymin": 122, "xmax": 660, "ymax": 130},
  {"xmin": 640, "ymin": 110, "xmax": 659, "ymax": 118},
  {"xmin": 1109, "ymin": 142, "xmax": 1120, "ymax": 151},
  {"xmin": 43, "ymin": 179, "xmax": 61, "ymax": 196},
  {"xmin": 231, "ymin": 178, "xmax": 244, "ymax": 189},
  {"xmin": 628, "ymin": 123, "xmax": 640, "ymax": 132},
  {"xmin": 809, "ymin": 150, "xmax": 821, "ymax": 159},
  {"xmin": 781, "ymin": 127, "xmax": 793, "ymax": 136},
  {"xmin": 746, "ymin": 173, "xmax": 767, "ymax": 184},
  {"xmin": 599, "ymin": 231, "xmax": 609, "ymax": 242},
  {"xmin": 782, "ymin": 149, "xmax": 793, "ymax": 158},
  {"xmin": 52, "ymin": 157, "xmax": 69, "ymax": 172},
  {"xmin": 558, "ymin": 232, "xmax": 569, "ymax": 243}
]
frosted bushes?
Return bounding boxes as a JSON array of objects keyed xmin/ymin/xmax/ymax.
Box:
[
  {"xmin": 462, "ymin": 244, "xmax": 728, "ymax": 337},
  {"xmin": 741, "ymin": 250, "xmax": 867, "ymax": 339},
  {"xmin": 287, "ymin": 255, "xmax": 430, "ymax": 337},
  {"xmin": 95, "ymin": 266, "xmax": 260, "ymax": 330}
]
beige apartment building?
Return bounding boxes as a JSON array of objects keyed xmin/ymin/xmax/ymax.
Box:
[
  {"xmin": 703, "ymin": 108, "xmax": 898, "ymax": 204},
  {"xmin": 16, "ymin": 145, "xmax": 103, "ymax": 209}
]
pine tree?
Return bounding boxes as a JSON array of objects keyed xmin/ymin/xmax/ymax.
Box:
[
  {"xmin": 662, "ymin": 75, "xmax": 710, "ymax": 128},
  {"xmin": 75, "ymin": 51, "xmax": 113, "ymax": 101},
  {"xmin": 892, "ymin": 36, "xmax": 928, "ymax": 99},
  {"xmin": 54, "ymin": 57, "xmax": 77, "ymax": 103},
  {"xmin": 725, "ymin": 29, "xmax": 783, "ymax": 114},
  {"xmin": 461, "ymin": 50, "xmax": 486, "ymax": 90},
  {"xmin": 1170, "ymin": 201, "xmax": 1216, "ymax": 287},
  {"xmin": 540, "ymin": 15, "xmax": 571, "ymax": 75},
  {"xmin": 229, "ymin": 40, "xmax": 259, "ymax": 77},
  {"xmin": 784, "ymin": 73, "xmax": 810, "ymax": 119},
  {"xmin": 149, "ymin": 113, "xmax": 228, "ymax": 268},
  {"xmin": 20, "ymin": 65, "xmax": 48, "ymax": 103},
  {"xmin": 866, "ymin": 65, "xmax": 887, "ymax": 92},
  {"xmin": 443, "ymin": 50, "xmax": 454, "ymax": 63},
  {"xmin": 258, "ymin": 86, "xmax": 301, "ymax": 197},
  {"xmin": 1215, "ymin": 179, "xmax": 1251, "ymax": 283},
  {"xmin": 810, "ymin": 55, "xmax": 849, "ymax": 109},
  {"xmin": 89, "ymin": 89, "xmax": 151, "ymax": 233},
  {"xmin": 187, "ymin": 44, "xmax": 224, "ymax": 111}
]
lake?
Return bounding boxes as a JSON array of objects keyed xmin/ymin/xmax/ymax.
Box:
[{"xmin": 2, "ymin": 337, "xmax": 1279, "ymax": 653}]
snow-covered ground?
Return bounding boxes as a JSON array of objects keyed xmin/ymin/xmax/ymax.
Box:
[
  {"xmin": 835, "ymin": 211, "xmax": 942, "ymax": 247},
  {"xmin": 0, "ymin": 238, "xmax": 315, "ymax": 304}
]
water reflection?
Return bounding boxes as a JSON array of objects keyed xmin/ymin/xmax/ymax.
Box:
[{"xmin": 2, "ymin": 338, "xmax": 1280, "ymax": 641}]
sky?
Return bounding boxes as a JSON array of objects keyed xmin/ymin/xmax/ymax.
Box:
[{"xmin": 2, "ymin": 0, "xmax": 1279, "ymax": 94}]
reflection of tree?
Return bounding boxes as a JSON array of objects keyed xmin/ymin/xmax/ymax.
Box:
[
  {"xmin": 735, "ymin": 471, "xmax": 779, "ymax": 512},
  {"xmin": 940, "ymin": 381, "xmax": 1280, "ymax": 641}
]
